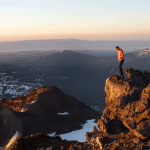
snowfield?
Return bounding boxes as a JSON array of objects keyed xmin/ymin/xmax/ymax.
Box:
[
  {"xmin": 0, "ymin": 73, "xmax": 42, "ymax": 99},
  {"xmin": 48, "ymin": 119, "xmax": 98, "ymax": 142}
]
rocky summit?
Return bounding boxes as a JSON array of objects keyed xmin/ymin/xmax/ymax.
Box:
[
  {"xmin": 87, "ymin": 68, "xmax": 150, "ymax": 149},
  {"xmin": 2, "ymin": 68, "xmax": 150, "ymax": 149}
]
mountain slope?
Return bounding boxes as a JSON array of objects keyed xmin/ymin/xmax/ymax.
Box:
[
  {"xmin": 0, "ymin": 85, "xmax": 100, "ymax": 145},
  {"xmin": 123, "ymin": 47, "xmax": 150, "ymax": 72},
  {"xmin": 0, "ymin": 50, "xmax": 112, "ymax": 114}
]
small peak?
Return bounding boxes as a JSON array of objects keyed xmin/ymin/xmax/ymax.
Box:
[{"xmin": 60, "ymin": 50, "xmax": 73, "ymax": 53}]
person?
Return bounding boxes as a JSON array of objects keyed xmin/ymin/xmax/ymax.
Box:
[{"xmin": 116, "ymin": 46, "xmax": 124, "ymax": 78}]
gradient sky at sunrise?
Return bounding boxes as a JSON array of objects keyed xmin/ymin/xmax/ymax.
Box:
[{"xmin": 0, "ymin": 0, "xmax": 150, "ymax": 41}]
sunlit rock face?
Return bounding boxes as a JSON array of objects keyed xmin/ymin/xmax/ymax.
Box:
[
  {"xmin": 102, "ymin": 68, "xmax": 150, "ymax": 139},
  {"xmin": 86, "ymin": 68, "xmax": 150, "ymax": 149},
  {"xmin": 105, "ymin": 68, "xmax": 150, "ymax": 107},
  {"xmin": 0, "ymin": 86, "xmax": 49, "ymax": 112}
]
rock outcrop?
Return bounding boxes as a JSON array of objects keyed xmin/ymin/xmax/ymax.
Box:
[
  {"xmin": 86, "ymin": 68, "xmax": 150, "ymax": 149},
  {"xmin": 0, "ymin": 85, "xmax": 100, "ymax": 149},
  {"xmin": 0, "ymin": 106, "xmax": 22, "ymax": 148},
  {"xmin": 6, "ymin": 133, "xmax": 93, "ymax": 150},
  {"xmin": 3, "ymin": 68, "xmax": 150, "ymax": 149}
]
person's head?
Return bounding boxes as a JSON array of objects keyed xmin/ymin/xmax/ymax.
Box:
[{"xmin": 116, "ymin": 46, "xmax": 120, "ymax": 50}]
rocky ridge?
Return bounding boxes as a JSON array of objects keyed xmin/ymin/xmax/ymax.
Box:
[
  {"xmin": 0, "ymin": 85, "xmax": 100, "ymax": 149},
  {"xmin": 1, "ymin": 68, "xmax": 150, "ymax": 149},
  {"xmin": 87, "ymin": 68, "xmax": 150, "ymax": 149}
]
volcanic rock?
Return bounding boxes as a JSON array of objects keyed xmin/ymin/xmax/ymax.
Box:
[
  {"xmin": 5, "ymin": 132, "xmax": 103, "ymax": 150},
  {"xmin": 0, "ymin": 106, "xmax": 22, "ymax": 148},
  {"xmin": 4, "ymin": 67, "xmax": 150, "ymax": 149},
  {"xmin": 0, "ymin": 85, "xmax": 100, "ymax": 149},
  {"xmin": 86, "ymin": 68, "xmax": 150, "ymax": 149}
]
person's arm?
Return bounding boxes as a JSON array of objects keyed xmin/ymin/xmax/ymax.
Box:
[{"xmin": 118, "ymin": 50, "xmax": 121, "ymax": 61}]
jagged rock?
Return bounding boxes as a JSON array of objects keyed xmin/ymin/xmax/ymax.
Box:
[
  {"xmin": 92, "ymin": 126, "xmax": 98, "ymax": 133},
  {"xmin": 104, "ymin": 75, "xmax": 131, "ymax": 106},
  {"xmin": 86, "ymin": 68, "xmax": 150, "ymax": 149},
  {"xmin": 3, "ymin": 67, "xmax": 150, "ymax": 149},
  {"xmin": 0, "ymin": 86, "xmax": 50, "ymax": 112},
  {"xmin": 0, "ymin": 85, "xmax": 100, "ymax": 149},
  {"xmin": 100, "ymin": 68, "xmax": 150, "ymax": 139}
]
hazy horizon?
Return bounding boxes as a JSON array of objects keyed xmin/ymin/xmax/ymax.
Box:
[
  {"xmin": 0, "ymin": 39, "xmax": 149, "ymax": 53},
  {"xmin": 0, "ymin": 38, "xmax": 150, "ymax": 42}
]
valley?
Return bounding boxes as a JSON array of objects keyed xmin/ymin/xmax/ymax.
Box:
[{"xmin": 0, "ymin": 48, "xmax": 150, "ymax": 114}]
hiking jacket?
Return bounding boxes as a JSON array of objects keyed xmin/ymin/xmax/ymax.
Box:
[{"xmin": 117, "ymin": 48, "xmax": 124, "ymax": 61}]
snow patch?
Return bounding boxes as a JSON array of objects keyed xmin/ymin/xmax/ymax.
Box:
[
  {"xmin": 30, "ymin": 101, "xmax": 36, "ymax": 104},
  {"xmin": 5, "ymin": 131, "xmax": 19, "ymax": 149},
  {"xmin": 20, "ymin": 85, "xmax": 30, "ymax": 91},
  {"xmin": 48, "ymin": 132, "xmax": 56, "ymax": 137},
  {"xmin": 57, "ymin": 112, "xmax": 69, "ymax": 115},
  {"xmin": 47, "ymin": 119, "xmax": 98, "ymax": 142},
  {"xmin": 21, "ymin": 108, "xmax": 26, "ymax": 112},
  {"xmin": 12, "ymin": 71, "xmax": 18, "ymax": 73},
  {"xmin": 0, "ymin": 73, "xmax": 42, "ymax": 99}
]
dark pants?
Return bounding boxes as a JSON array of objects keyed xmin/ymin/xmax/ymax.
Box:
[{"xmin": 119, "ymin": 60, "xmax": 124, "ymax": 76}]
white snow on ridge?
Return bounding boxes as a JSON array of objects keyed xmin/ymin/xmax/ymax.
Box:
[
  {"xmin": 48, "ymin": 132, "xmax": 56, "ymax": 137},
  {"xmin": 30, "ymin": 101, "xmax": 36, "ymax": 104},
  {"xmin": 21, "ymin": 107, "xmax": 26, "ymax": 112},
  {"xmin": 0, "ymin": 73, "xmax": 43, "ymax": 99},
  {"xmin": 137, "ymin": 47, "xmax": 150, "ymax": 57},
  {"xmin": 57, "ymin": 112, "xmax": 69, "ymax": 115},
  {"xmin": 47, "ymin": 119, "xmax": 98, "ymax": 142},
  {"xmin": 5, "ymin": 131, "xmax": 19, "ymax": 149},
  {"xmin": 20, "ymin": 85, "xmax": 30, "ymax": 91},
  {"xmin": 3, "ymin": 84, "xmax": 37, "ymax": 96}
]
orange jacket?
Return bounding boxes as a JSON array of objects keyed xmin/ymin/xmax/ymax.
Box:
[{"xmin": 117, "ymin": 48, "xmax": 124, "ymax": 61}]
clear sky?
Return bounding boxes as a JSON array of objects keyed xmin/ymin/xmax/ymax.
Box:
[{"xmin": 0, "ymin": 0, "xmax": 150, "ymax": 41}]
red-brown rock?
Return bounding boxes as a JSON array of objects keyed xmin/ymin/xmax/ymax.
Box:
[{"xmin": 86, "ymin": 68, "xmax": 150, "ymax": 149}]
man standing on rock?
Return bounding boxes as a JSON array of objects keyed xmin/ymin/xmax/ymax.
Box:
[{"xmin": 116, "ymin": 46, "xmax": 124, "ymax": 78}]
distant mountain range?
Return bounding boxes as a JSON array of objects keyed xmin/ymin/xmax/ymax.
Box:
[
  {"xmin": 0, "ymin": 47, "xmax": 150, "ymax": 114},
  {"xmin": 123, "ymin": 47, "xmax": 150, "ymax": 72},
  {"xmin": 0, "ymin": 39, "xmax": 149, "ymax": 52}
]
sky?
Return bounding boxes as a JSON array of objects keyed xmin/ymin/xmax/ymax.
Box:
[{"xmin": 0, "ymin": 0, "xmax": 150, "ymax": 41}]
